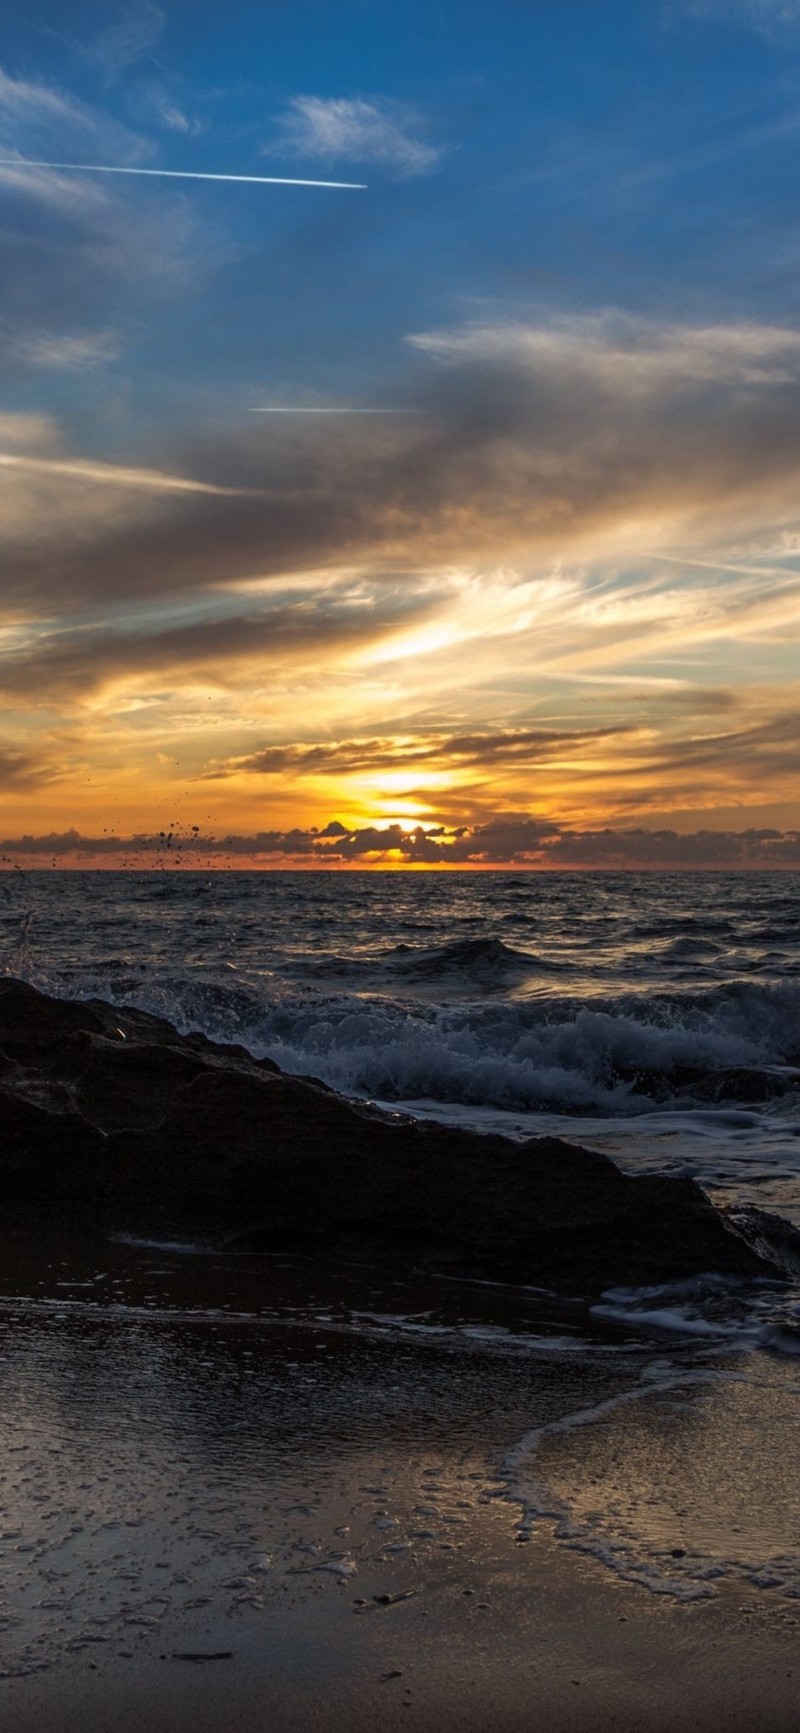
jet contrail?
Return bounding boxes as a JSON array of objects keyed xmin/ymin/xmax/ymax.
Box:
[
  {"xmin": 249, "ymin": 406, "xmax": 417, "ymax": 414},
  {"xmin": 0, "ymin": 158, "xmax": 366, "ymax": 190}
]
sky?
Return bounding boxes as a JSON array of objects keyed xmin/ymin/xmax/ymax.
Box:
[{"xmin": 1, "ymin": 0, "xmax": 800, "ymax": 868}]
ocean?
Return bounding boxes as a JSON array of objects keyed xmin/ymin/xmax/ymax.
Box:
[
  {"xmin": 5, "ymin": 867, "xmax": 800, "ymax": 1221},
  {"xmin": 2, "ymin": 866, "xmax": 800, "ymax": 1670}
]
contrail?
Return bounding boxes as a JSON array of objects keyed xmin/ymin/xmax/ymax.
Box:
[
  {"xmin": 249, "ymin": 406, "xmax": 417, "ymax": 414},
  {"xmin": 0, "ymin": 158, "xmax": 366, "ymax": 190}
]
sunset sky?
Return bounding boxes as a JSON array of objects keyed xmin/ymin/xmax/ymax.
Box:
[{"xmin": 2, "ymin": 0, "xmax": 800, "ymax": 866}]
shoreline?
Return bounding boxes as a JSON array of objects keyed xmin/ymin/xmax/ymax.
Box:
[
  {"xmin": 1, "ymin": 960, "xmax": 799, "ymax": 1733},
  {"xmin": 1, "ymin": 1232, "xmax": 799, "ymax": 1732}
]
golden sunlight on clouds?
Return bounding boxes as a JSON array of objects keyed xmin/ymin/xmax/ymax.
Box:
[{"xmin": 2, "ymin": 313, "xmax": 800, "ymax": 859}]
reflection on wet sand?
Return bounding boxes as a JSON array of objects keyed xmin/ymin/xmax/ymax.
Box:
[{"xmin": 1, "ymin": 1229, "xmax": 799, "ymax": 1691}]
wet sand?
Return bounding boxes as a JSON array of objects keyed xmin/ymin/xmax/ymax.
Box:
[
  {"xmin": 4, "ymin": 1528, "xmax": 798, "ymax": 1733},
  {"xmin": 0, "ymin": 1232, "xmax": 798, "ymax": 1733}
]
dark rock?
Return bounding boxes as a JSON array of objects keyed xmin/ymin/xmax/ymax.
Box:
[
  {"xmin": 680, "ymin": 1067, "xmax": 797, "ymax": 1105},
  {"xmin": 0, "ymin": 978, "xmax": 795, "ymax": 1293}
]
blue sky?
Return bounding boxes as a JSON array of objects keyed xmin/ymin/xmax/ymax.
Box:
[
  {"xmin": 1, "ymin": 0, "xmax": 800, "ymax": 865},
  {"xmin": 7, "ymin": 0, "xmax": 800, "ymax": 413}
]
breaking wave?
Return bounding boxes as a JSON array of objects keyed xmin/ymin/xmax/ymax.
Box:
[{"xmin": 60, "ymin": 970, "xmax": 800, "ymax": 1116}]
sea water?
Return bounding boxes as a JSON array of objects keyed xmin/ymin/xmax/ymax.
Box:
[
  {"xmin": 2, "ymin": 867, "xmax": 800, "ymax": 1644},
  {"xmin": 4, "ymin": 868, "xmax": 800, "ymax": 1218}
]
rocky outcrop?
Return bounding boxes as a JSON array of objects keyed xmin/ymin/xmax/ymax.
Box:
[{"xmin": 0, "ymin": 978, "xmax": 795, "ymax": 1293}]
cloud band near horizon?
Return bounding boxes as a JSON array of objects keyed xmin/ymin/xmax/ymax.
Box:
[{"xmin": 3, "ymin": 819, "xmax": 799, "ymax": 870}]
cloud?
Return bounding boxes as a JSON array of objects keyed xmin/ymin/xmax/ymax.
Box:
[
  {"xmin": 5, "ymin": 309, "xmax": 800, "ymax": 621},
  {"xmin": 212, "ymin": 722, "xmax": 636, "ymax": 780},
  {"xmin": 76, "ymin": 2, "xmax": 166, "ymax": 85},
  {"xmin": 127, "ymin": 80, "xmax": 202, "ymax": 137},
  {"xmin": 0, "ymin": 752, "xmax": 51, "ymax": 793},
  {"xmin": 542, "ymin": 826, "xmax": 800, "ymax": 868},
  {"xmin": 0, "ymin": 747, "xmax": 56, "ymax": 790},
  {"xmin": 4, "ymin": 305, "xmax": 800, "ymax": 849},
  {"xmin": 0, "ymin": 66, "xmax": 215, "ymax": 389},
  {"xmin": 3, "ymin": 328, "xmax": 121, "ymax": 369},
  {"xmin": 191, "ymin": 697, "xmax": 800, "ymax": 822},
  {"xmin": 0, "ymin": 450, "xmax": 259, "ymax": 497},
  {"xmin": 3, "ymin": 818, "xmax": 799, "ymax": 870},
  {"xmin": 0, "ymin": 65, "xmax": 96, "ymax": 140},
  {"xmin": 0, "ymin": 591, "xmax": 437, "ymax": 703},
  {"xmin": 682, "ymin": 0, "xmax": 800, "ymax": 29},
  {"xmin": 0, "ymin": 64, "xmax": 146, "ymax": 165},
  {"xmin": 267, "ymin": 95, "xmax": 441, "ymax": 177},
  {"xmin": 0, "ymin": 412, "xmax": 59, "ymax": 451},
  {"xmin": 408, "ymin": 311, "xmax": 800, "ymax": 388}
]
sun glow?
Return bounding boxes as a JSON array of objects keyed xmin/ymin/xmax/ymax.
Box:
[
  {"xmin": 359, "ymin": 621, "xmax": 460, "ymax": 664},
  {"xmin": 373, "ymin": 804, "xmax": 432, "ymax": 822}
]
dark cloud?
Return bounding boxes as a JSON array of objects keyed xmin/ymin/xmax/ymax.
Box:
[
  {"xmin": 216, "ymin": 722, "xmax": 636, "ymax": 780},
  {"xmin": 658, "ymin": 687, "xmax": 740, "ymax": 712},
  {"xmin": 4, "ymin": 817, "xmax": 799, "ymax": 869},
  {"xmin": 0, "ymin": 746, "xmax": 56, "ymax": 789},
  {"xmin": 543, "ymin": 826, "xmax": 800, "ymax": 868},
  {"xmin": 0, "ymin": 591, "xmax": 432, "ymax": 701},
  {"xmin": 599, "ymin": 709, "xmax": 800, "ymax": 789},
  {"xmin": 5, "ymin": 313, "xmax": 800, "ymax": 616},
  {"xmin": 200, "ymin": 709, "xmax": 800, "ymax": 819}
]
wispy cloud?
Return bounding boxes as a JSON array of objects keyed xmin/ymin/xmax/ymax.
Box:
[
  {"xmin": 0, "ymin": 747, "xmax": 57, "ymax": 791},
  {"xmin": 0, "ymin": 590, "xmax": 437, "ymax": 704},
  {"xmin": 128, "ymin": 80, "xmax": 202, "ymax": 137},
  {"xmin": 76, "ymin": 1, "xmax": 166, "ymax": 85},
  {"xmin": 0, "ymin": 412, "xmax": 59, "ymax": 450},
  {"xmin": 0, "ymin": 452, "xmax": 258, "ymax": 496},
  {"xmin": 4, "ymin": 328, "xmax": 121, "ymax": 369},
  {"xmin": 250, "ymin": 406, "xmax": 416, "ymax": 414},
  {"xmin": 409, "ymin": 311, "xmax": 800, "ymax": 386},
  {"xmin": 4, "ymin": 311, "xmax": 800, "ymax": 617},
  {"xmin": 209, "ymin": 722, "xmax": 636, "ymax": 781},
  {"xmin": 198, "ymin": 705, "xmax": 800, "ymax": 821},
  {"xmin": 0, "ymin": 65, "xmax": 96, "ymax": 138},
  {"xmin": 0, "ymin": 65, "xmax": 209, "ymax": 350},
  {"xmin": 682, "ymin": 0, "xmax": 800, "ymax": 29},
  {"xmin": 0, "ymin": 64, "xmax": 148, "ymax": 166},
  {"xmin": 267, "ymin": 95, "xmax": 441, "ymax": 177}
]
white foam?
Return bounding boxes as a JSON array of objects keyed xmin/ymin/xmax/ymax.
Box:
[
  {"xmin": 111, "ymin": 1234, "xmax": 216, "ymax": 1255},
  {"xmin": 591, "ymin": 1304, "xmax": 747, "ymax": 1341},
  {"xmin": 59, "ymin": 972, "xmax": 800, "ymax": 1119},
  {"xmin": 499, "ymin": 1359, "xmax": 800, "ymax": 1601}
]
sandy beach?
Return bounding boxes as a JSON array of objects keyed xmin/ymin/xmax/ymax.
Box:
[
  {"xmin": 5, "ymin": 1541, "xmax": 799, "ymax": 1733},
  {"xmin": 1, "ymin": 1229, "xmax": 799, "ymax": 1733}
]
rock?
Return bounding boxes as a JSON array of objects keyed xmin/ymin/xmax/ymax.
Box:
[
  {"xmin": 0, "ymin": 977, "xmax": 796, "ymax": 1293},
  {"xmin": 681, "ymin": 1067, "xmax": 797, "ymax": 1105}
]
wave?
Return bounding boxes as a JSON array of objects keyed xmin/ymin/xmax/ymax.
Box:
[
  {"xmin": 55, "ymin": 970, "xmax": 800, "ymax": 1116},
  {"xmin": 387, "ymin": 934, "xmax": 555, "ymax": 980},
  {"xmin": 286, "ymin": 934, "xmax": 562, "ymax": 991},
  {"xmin": 659, "ymin": 936, "xmax": 724, "ymax": 960}
]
